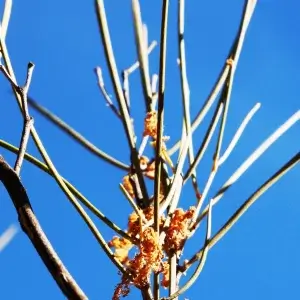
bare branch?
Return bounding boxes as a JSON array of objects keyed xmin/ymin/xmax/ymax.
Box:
[
  {"xmin": 192, "ymin": 110, "xmax": 300, "ymax": 227},
  {"xmin": 0, "ymin": 156, "xmax": 87, "ymax": 299},
  {"xmin": 132, "ymin": 0, "xmax": 153, "ymax": 111},
  {"xmin": 14, "ymin": 62, "xmax": 35, "ymax": 174},
  {"xmin": 181, "ymin": 152, "xmax": 299, "ymax": 275},
  {"xmin": 27, "ymin": 97, "xmax": 129, "ymax": 171},
  {"xmin": 95, "ymin": 67, "xmax": 122, "ymax": 119},
  {"xmin": 218, "ymin": 102, "xmax": 261, "ymax": 166},
  {"xmin": 153, "ymin": 0, "xmax": 170, "ymax": 297},
  {"xmin": 0, "ymin": 139, "xmax": 136, "ymax": 244},
  {"xmin": 0, "ymin": 0, "xmax": 12, "ymax": 43},
  {"xmin": 95, "ymin": 0, "xmax": 149, "ymax": 207},
  {"xmin": 168, "ymin": 0, "xmax": 258, "ymax": 156}
]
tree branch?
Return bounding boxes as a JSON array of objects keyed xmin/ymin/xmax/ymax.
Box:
[{"xmin": 0, "ymin": 155, "xmax": 87, "ymax": 300}]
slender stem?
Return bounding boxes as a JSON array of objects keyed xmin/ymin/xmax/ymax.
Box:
[
  {"xmin": 181, "ymin": 152, "xmax": 299, "ymax": 275},
  {"xmin": 178, "ymin": 0, "xmax": 194, "ymax": 173},
  {"xmin": 168, "ymin": 0, "xmax": 258, "ymax": 156},
  {"xmin": 95, "ymin": 67, "xmax": 122, "ymax": 119},
  {"xmin": 188, "ymin": 82, "xmax": 231, "ymax": 218},
  {"xmin": 122, "ymin": 40, "xmax": 157, "ymax": 111},
  {"xmin": 218, "ymin": 102, "xmax": 261, "ymax": 166},
  {"xmin": 153, "ymin": 0, "xmax": 169, "ymax": 298},
  {"xmin": 27, "ymin": 97, "xmax": 129, "ymax": 171},
  {"xmin": 0, "ymin": 62, "xmax": 35, "ymax": 175},
  {"xmin": 95, "ymin": 0, "xmax": 149, "ymax": 206},
  {"xmin": 0, "ymin": 0, "xmax": 12, "ymax": 48},
  {"xmin": 122, "ymin": 41, "xmax": 157, "ymax": 109},
  {"xmin": 1, "ymin": 14, "xmax": 130, "ymax": 275},
  {"xmin": 177, "ymin": 0, "xmax": 201, "ymax": 205},
  {"xmin": 14, "ymin": 62, "xmax": 35, "ymax": 174},
  {"xmin": 169, "ymin": 254, "xmax": 177, "ymax": 298},
  {"xmin": 138, "ymin": 74, "xmax": 159, "ymax": 156},
  {"xmin": 212, "ymin": 0, "xmax": 258, "ymax": 170},
  {"xmin": 0, "ymin": 139, "xmax": 136, "ymax": 244},
  {"xmin": 212, "ymin": 67, "xmax": 234, "ymax": 170},
  {"xmin": 163, "ymin": 201, "xmax": 213, "ymax": 300},
  {"xmin": 158, "ymin": 134, "xmax": 188, "ymax": 220},
  {"xmin": 125, "ymin": 41, "xmax": 157, "ymax": 75},
  {"xmin": 184, "ymin": 102, "xmax": 224, "ymax": 182},
  {"xmin": 191, "ymin": 110, "xmax": 300, "ymax": 227},
  {"xmin": 95, "ymin": 0, "xmax": 135, "ymax": 147},
  {"xmin": 132, "ymin": 0, "xmax": 153, "ymax": 111},
  {"xmin": 119, "ymin": 183, "xmax": 147, "ymax": 224},
  {"xmin": 168, "ymin": 66, "xmax": 229, "ymax": 157}
]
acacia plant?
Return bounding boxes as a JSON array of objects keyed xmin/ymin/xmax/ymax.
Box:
[{"xmin": 0, "ymin": 0, "xmax": 299, "ymax": 299}]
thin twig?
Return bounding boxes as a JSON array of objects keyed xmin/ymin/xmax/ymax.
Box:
[
  {"xmin": 163, "ymin": 201, "xmax": 213, "ymax": 300},
  {"xmin": 177, "ymin": 0, "xmax": 201, "ymax": 207},
  {"xmin": 186, "ymin": 103, "xmax": 260, "ymax": 225},
  {"xmin": 119, "ymin": 183, "xmax": 147, "ymax": 224},
  {"xmin": 95, "ymin": 0, "xmax": 149, "ymax": 207},
  {"xmin": 27, "ymin": 97, "xmax": 129, "ymax": 171},
  {"xmin": 178, "ymin": 0, "xmax": 194, "ymax": 175},
  {"xmin": 0, "ymin": 62, "xmax": 35, "ymax": 174},
  {"xmin": 168, "ymin": 69, "xmax": 229, "ymax": 157},
  {"xmin": 132, "ymin": 0, "xmax": 153, "ymax": 111},
  {"xmin": 185, "ymin": 100, "xmax": 224, "ymax": 220},
  {"xmin": 1, "ymin": 5, "xmax": 129, "ymax": 282},
  {"xmin": 218, "ymin": 102, "xmax": 261, "ymax": 166},
  {"xmin": 0, "ymin": 139, "xmax": 136, "ymax": 244},
  {"xmin": 94, "ymin": 0, "xmax": 136, "ymax": 146},
  {"xmin": 212, "ymin": 67, "xmax": 233, "ymax": 170},
  {"xmin": 122, "ymin": 40, "xmax": 157, "ymax": 111},
  {"xmin": 0, "ymin": 0, "xmax": 12, "ymax": 45},
  {"xmin": 14, "ymin": 62, "xmax": 35, "ymax": 174},
  {"xmin": 95, "ymin": 67, "xmax": 121, "ymax": 119},
  {"xmin": 138, "ymin": 74, "xmax": 159, "ymax": 156},
  {"xmin": 168, "ymin": 0, "xmax": 258, "ymax": 156},
  {"xmin": 125, "ymin": 41, "xmax": 157, "ymax": 76},
  {"xmin": 191, "ymin": 110, "xmax": 300, "ymax": 228},
  {"xmin": 180, "ymin": 152, "xmax": 299, "ymax": 275},
  {"xmin": 184, "ymin": 103, "xmax": 224, "ymax": 182},
  {"xmin": 152, "ymin": 0, "xmax": 170, "ymax": 298},
  {"xmin": 212, "ymin": 0, "xmax": 258, "ymax": 171},
  {"xmin": 157, "ymin": 133, "xmax": 189, "ymax": 221}
]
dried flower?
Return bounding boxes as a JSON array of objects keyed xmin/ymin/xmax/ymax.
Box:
[
  {"xmin": 113, "ymin": 206, "xmax": 168, "ymax": 298},
  {"xmin": 109, "ymin": 236, "xmax": 133, "ymax": 264},
  {"xmin": 143, "ymin": 111, "xmax": 157, "ymax": 138},
  {"xmin": 161, "ymin": 261, "xmax": 170, "ymax": 288},
  {"xmin": 112, "ymin": 277, "xmax": 130, "ymax": 300},
  {"xmin": 164, "ymin": 206, "xmax": 196, "ymax": 253},
  {"xmin": 123, "ymin": 175, "xmax": 135, "ymax": 198},
  {"xmin": 128, "ymin": 227, "xmax": 163, "ymax": 288}
]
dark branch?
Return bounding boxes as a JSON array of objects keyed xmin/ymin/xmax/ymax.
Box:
[{"xmin": 0, "ymin": 155, "xmax": 87, "ymax": 300}]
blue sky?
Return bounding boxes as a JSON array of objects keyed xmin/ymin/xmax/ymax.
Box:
[{"xmin": 0, "ymin": 0, "xmax": 299, "ymax": 299}]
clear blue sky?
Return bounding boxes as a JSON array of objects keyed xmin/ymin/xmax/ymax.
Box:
[{"xmin": 0, "ymin": 0, "xmax": 299, "ymax": 299}]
